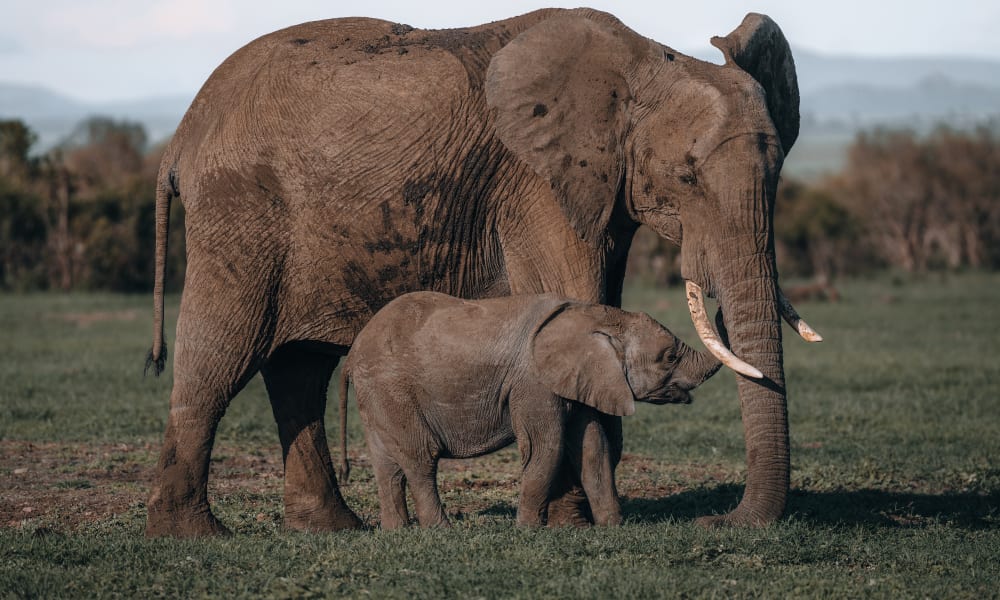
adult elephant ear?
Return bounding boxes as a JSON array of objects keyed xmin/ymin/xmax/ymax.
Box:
[
  {"xmin": 530, "ymin": 303, "xmax": 636, "ymax": 417},
  {"xmin": 711, "ymin": 13, "xmax": 800, "ymax": 153},
  {"xmin": 486, "ymin": 11, "xmax": 642, "ymax": 243}
]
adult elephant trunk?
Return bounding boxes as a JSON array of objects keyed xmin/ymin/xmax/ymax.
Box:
[
  {"xmin": 677, "ymin": 161, "xmax": 793, "ymax": 526},
  {"xmin": 706, "ymin": 259, "xmax": 788, "ymax": 526},
  {"xmin": 692, "ymin": 14, "xmax": 804, "ymax": 525}
]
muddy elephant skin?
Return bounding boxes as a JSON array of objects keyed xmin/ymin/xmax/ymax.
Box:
[{"xmin": 146, "ymin": 8, "xmax": 808, "ymax": 536}]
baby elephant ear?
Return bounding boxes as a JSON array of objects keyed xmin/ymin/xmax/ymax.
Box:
[{"xmin": 530, "ymin": 304, "xmax": 636, "ymax": 417}]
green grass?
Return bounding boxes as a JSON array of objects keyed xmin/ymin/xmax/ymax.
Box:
[
  {"xmin": 1, "ymin": 273, "xmax": 998, "ymax": 597},
  {"xmin": 5, "ymin": 522, "xmax": 996, "ymax": 598}
]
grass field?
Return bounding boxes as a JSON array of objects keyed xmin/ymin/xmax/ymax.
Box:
[{"xmin": 2, "ymin": 273, "xmax": 998, "ymax": 597}]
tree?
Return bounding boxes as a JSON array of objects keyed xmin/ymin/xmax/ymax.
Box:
[
  {"xmin": 0, "ymin": 119, "xmax": 38, "ymax": 183},
  {"xmin": 775, "ymin": 178, "xmax": 862, "ymax": 279},
  {"xmin": 833, "ymin": 126, "xmax": 1000, "ymax": 272},
  {"xmin": 0, "ymin": 120, "xmax": 48, "ymax": 289},
  {"xmin": 0, "ymin": 181, "xmax": 48, "ymax": 289},
  {"xmin": 60, "ymin": 116, "xmax": 147, "ymax": 194},
  {"xmin": 930, "ymin": 124, "xmax": 1000, "ymax": 269}
]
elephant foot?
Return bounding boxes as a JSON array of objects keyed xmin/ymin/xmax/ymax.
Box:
[
  {"xmin": 419, "ymin": 517, "xmax": 452, "ymax": 529},
  {"xmin": 694, "ymin": 514, "xmax": 730, "ymax": 528},
  {"xmin": 695, "ymin": 508, "xmax": 776, "ymax": 528},
  {"xmin": 145, "ymin": 499, "xmax": 231, "ymax": 538},
  {"xmin": 515, "ymin": 507, "xmax": 546, "ymax": 527},
  {"xmin": 283, "ymin": 499, "xmax": 365, "ymax": 533},
  {"xmin": 547, "ymin": 511, "xmax": 592, "ymax": 527},
  {"xmin": 545, "ymin": 493, "xmax": 593, "ymax": 528},
  {"xmin": 593, "ymin": 512, "xmax": 623, "ymax": 527}
]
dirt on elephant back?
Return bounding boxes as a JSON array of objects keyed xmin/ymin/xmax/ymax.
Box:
[{"xmin": 1, "ymin": 440, "xmax": 740, "ymax": 532}]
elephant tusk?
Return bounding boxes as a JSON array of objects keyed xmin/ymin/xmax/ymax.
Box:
[
  {"xmin": 684, "ymin": 281, "xmax": 764, "ymax": 379},
  {"xmin": 777, "ymin": 289, "xmax": 824, "ymax": 343}
]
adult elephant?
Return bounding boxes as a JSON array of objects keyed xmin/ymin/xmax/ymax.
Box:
[{"xmin": 145, "ymin": 8, "xmax": 821, "ymax": 537}]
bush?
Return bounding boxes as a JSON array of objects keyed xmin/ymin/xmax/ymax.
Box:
[
  {"xmin": 832, "ymin": 125, "xmax": 1000, "ymax": 272},
  {"xmin": 0, "ymin": 182, "xmax": 48, "ymax": 290},
  {"xmin": 774, "ymin": 178, "xmax": 867, "ymax": 278},
  {"xmin": 0, "ymin": 117, "xmax": 186, "ymax": 293}
]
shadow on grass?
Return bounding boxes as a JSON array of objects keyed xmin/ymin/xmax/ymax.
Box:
[
  {"xmin": 479, "ymin": 503, "xmax": 517, "ymax": 518},
  {"xmin": 622, "ymin": 485, "xmax": 1000, "ymax": 529}
]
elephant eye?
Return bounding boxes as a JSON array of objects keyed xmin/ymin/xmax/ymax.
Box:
[
  {"xmin": 667, "ymin": 161, "xmax": 697, "ymax": 187},
  {"xmin": 678, "ymin": 168, "xmax": 697, "ymax": 186},
  {"xmin": 676, "ymin": 154, "xmax": 699, "ymax": 186}
]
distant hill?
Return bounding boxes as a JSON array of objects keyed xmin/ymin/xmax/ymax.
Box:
[
  {"xmin": 730, "ymin": 48, "xmax": 1000, "ymax": 178},
  {"xmin": 0, "ymin": 83, "xmax": 192, "ymax": 152},
  {"xmin": 792, "ymin": 49, "xmax": 1000, "ymax": 127},
  {"xmin": 0, "ymin": 83, "xmax": 89, "ymax": 119},
  {"xmin": 793, "ymin": 49, "xmax": 1000, "ymax": 94},
  {"xmin": 801, "ymin": 75, "xmax": 1000, "ymax": 126}
]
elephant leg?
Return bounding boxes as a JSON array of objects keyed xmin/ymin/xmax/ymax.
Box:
[
  {"xmin": 516, "ymin": 443, "xmax": 564, "ymax": 527},
  {"xmin": 146, "ymin": 384, "xmax": 230, "ymax": 537},
  {"xmin": 146, "ymin": 289, "xmax": 264, "ymax": 537},
  {"xmin": 513, "ymin": 406, "xmax": 565, "ymax": 527},
  {"xmin": 370, "ymin": 447, "xmax": 410, "ymax": 530},
  {"xmin": 600, "ymin": 413, "xmax": 624, "ymax": 467},
  {"xmin": 568, "ymin": 410, "xmax": 622, "ymax": 526},
  {"xmin": 402, "ymin": 461, "xmax": 449, "ymax": 528},
  {"xmin": 547, "ymin": 413, "xmax": 622, "ymax": 527},
  {"xmin": 261, "ymin": 345, "xmax": 363, "ymax": 532},
  {"xmin": 544, "ymin": 470, "xmax": 592, "ymax": 527}
]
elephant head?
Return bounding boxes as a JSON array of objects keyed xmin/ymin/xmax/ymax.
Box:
[
  {"xmin": 530, "ymin": 304, "xmax": 722, "ymax": 416},
  {"xmin": 487, "ymin": 10, "xmax": 822, "ymax": 525}
]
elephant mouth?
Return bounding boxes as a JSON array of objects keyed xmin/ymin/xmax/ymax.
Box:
[{"xmin": 644, "ymin": 385, "xmax": 693, "ymax": 405}]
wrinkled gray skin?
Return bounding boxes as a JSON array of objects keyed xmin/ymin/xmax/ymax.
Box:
[
  {"xmin": 342, "ymin": 292, "xmax": 721, "ymax": 528},
  {"xmin": 146, "ymin": 8, "xmax": 803, "ymax": 537}
]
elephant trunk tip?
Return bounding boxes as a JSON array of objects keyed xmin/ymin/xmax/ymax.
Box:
[
  {"xmin": 144, "ymin": 342, "xmax": 168, "ymax": 377},
  {"xmin": 694, "ymin": 497, "xmax": 785, "ymax": 528}
]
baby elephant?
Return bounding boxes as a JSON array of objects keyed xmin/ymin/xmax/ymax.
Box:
[{"xmin": 340, "ymin": 291, "xmax": 720, "ymax": 528}]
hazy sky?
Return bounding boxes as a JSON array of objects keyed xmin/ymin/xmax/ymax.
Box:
[{"xmin": 2, "ymin": 0, "xmax": 999, "ymax": 103}]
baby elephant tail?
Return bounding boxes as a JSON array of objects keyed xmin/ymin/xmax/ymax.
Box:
[{"xmin": 338, "ymin": 365, "xmax": 351, "ymax": 484}]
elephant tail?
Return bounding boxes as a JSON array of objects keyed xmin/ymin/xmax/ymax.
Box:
[
  {"xmin": 144, "ymin": 164, "xmax": 176, "ymax": 377},
  {"xmin": 338, "ymin": 364, "xmax": 351, "ymax": 483}
]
